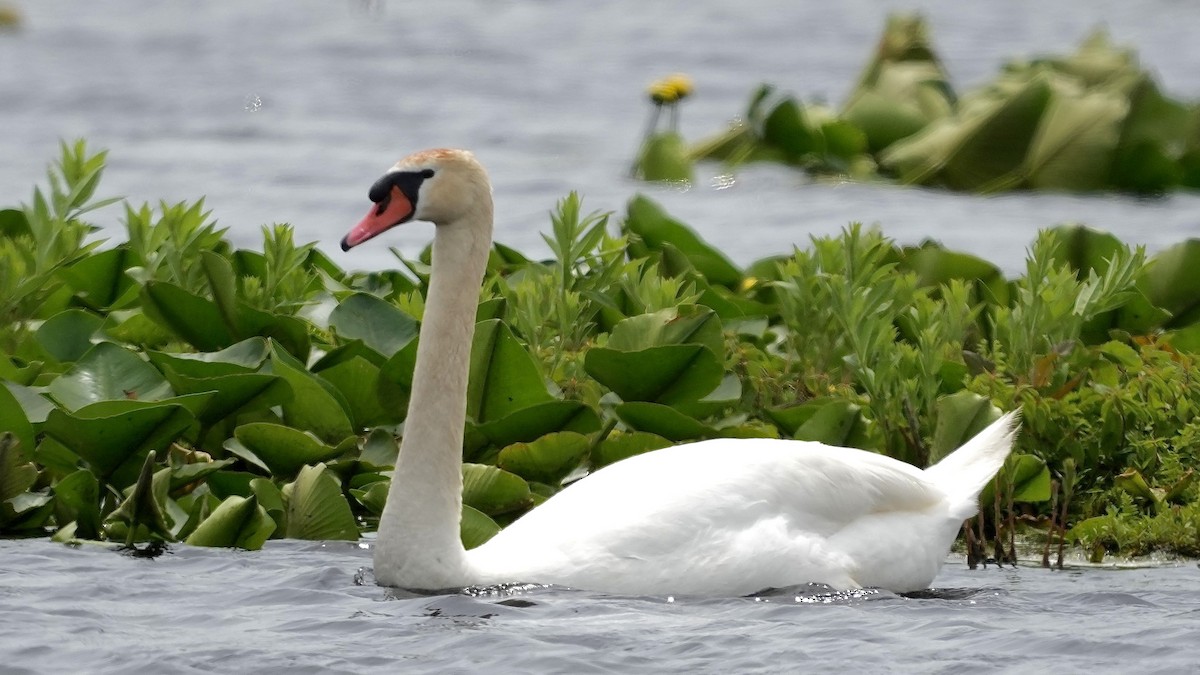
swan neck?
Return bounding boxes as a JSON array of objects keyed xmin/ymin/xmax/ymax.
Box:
[{"xmin": 374, "ymin": 209, "xmax": 491, "ymax": 588}]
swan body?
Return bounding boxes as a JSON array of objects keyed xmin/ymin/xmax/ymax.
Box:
[{"xmin": 343, "ymin": 148, "xmax": 1020, "ymax": 596}]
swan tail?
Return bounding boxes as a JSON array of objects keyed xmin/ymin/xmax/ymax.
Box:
[{"xmin": 923, "ymin": 410, "xmax": 1021, "ymax": 521}]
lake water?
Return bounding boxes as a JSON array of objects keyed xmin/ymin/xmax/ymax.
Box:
[
  {"xmin": 3, "ymin": 539, "xmax": 1198, "ymax": 674},
  {"xmin": 2, "ymin": 2, "xmax": 1200, "ymax": 672},
  {"xmin": 2, "ymin": 1, "xmax": 1200, "ymax": 275}
]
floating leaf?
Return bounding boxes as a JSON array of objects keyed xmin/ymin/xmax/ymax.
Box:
[
  {"xmin": 461, "ymin": 463, "xmax": 531, "ymax": 516},
  {"xmin": 584, "ymin": 344, "xmax": 722, "ymax": 405},
  {"xmin": 591, "ymin": 431, "xmax": 672, "ymax": 469},
  {"xmin": 43, "ymin": 397, "xmax": 206, "ymax": 483},
  {"xmin": 104, "ymin": 453, "xmax": 174, "ymax": 543},
  {"xmin": 614, "ymin": 402, "xmax": 714, "ymax": 441},
  {"xmin": 141, "ymin": 281, "xmax": 234, "ymax": 351},
  {"xmin": 328, "ymin": 292, "xmax": 419, "ymax": 358},
  {"xmin": 624, "ymin": 196, "xmax": 742, "ymax": 288},
  {"xmin": 48, "ymin": 342, "xmax": 174, "ymax": 411},
  {"xmin": 930, "ymin": 391, "xmax": 1001, "ymax": 465},
  {"xmin": 283, "ymin": 463, "xmax": 358, "ymax": 541},
  {"xmin": 467, "ymin": 320, "xmax": 553, "ymax": 424},
  {"xmin": 52, "ymin": 469, "xmax": 101, "ymax": 539},
  {"xmin": 0, "ymin": 385, "xmax": 35, "ymax": 456},
  {"xmin": 460, "ymin": 504, "xmax": 500, "ymax": 549},
  {"xmin": 269, "ymin": 342, "xmax": 354, "ymax": 443},
  {"xmin": 475, "ymin": 400, "xmax": 600, "ymax": 449},
  {"xmin": 635, "ymin": 132, "xmax": 693, "ymax": 182},
  {"xmin": 35, "ymin": 309, "xmax": 103, "ymax": 363},
  {"xmin": 607, "ymin": 305, "xmax": 723, "ymax": 354},
  {"xmin": 232, "ymin": 423, "xmax": 346, "ymax": 479},
  {"xmin": 497, "ymin": 432, "xmax": 590, "ymax": 485},
  {"xmin": 185, "ymin": 495, "xmax": 275, "ymax": 550}
]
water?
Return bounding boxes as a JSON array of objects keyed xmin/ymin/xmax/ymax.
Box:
[
  {"xmin": 4, "ymin": 2, "xmax": 1200, "ymax": 671},
  {"xmin": 1, "ymin": 539, "xmax": 1196, "ymax": 673},
  {"xmin": 2, "ymin": 1, "xmax": 1200, "ymax": 275}
]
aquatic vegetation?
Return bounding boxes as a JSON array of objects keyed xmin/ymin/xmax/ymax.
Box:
[
  {"xmin": 634, "ymin": 15, "xmax": 1200, "ymax": 194},
  {"xmin": 1, "ymin": 142, "xmax": 1199, "ymax": 561}
]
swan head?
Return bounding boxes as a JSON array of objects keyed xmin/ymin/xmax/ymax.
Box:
[{"xmin": 341, "ymin": 148, "xmax": 491, "ymax": 251}]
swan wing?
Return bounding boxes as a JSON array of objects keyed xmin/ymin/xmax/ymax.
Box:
[{"xmin": 468, "ymin": 438, "xmax": 947, "ymax": 595}]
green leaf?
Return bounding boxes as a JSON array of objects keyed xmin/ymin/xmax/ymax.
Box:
[
  {"xmin": 0, "ymin": 385, "xmax": 36, "ymax": 457},
  {"xmin": 185, "ymin": 495, "xmax": 275, "ymax": 550},
  {"xmin": 474, "ymin": 400, "xmax": 601, "ymax": 449},
  {"xmin": 497, "ymin": 431, "xmax": 590, "ymax": 485},
  {"xmin": 231, "ymin": 423, "xmax": 346, "ymax": 479},
  {"xmin": 269, "ymin": 342, "xmax": 354, "ymax": 443},
  {"xmin": 591, "ymin": 431, "xmax": 672, "ymax": 469},
  {"xmin": 52, "ymin": 469, "xmax": 101, "ymax": 539},
  {"xmin": 48, "ymin": 342, "xmax": 174, "ymax": 411},
  {"xmin": 762, "ymin": 97, "xmax": 819, "ymax": 158},
  {"xmin": 329, "ymin": 292, "xmax": 420, "ymax": 358},
  {"xmin": 467, "ymin": 320, "xmax": 553, "ymax": 424},
  {"xmin": 0, "ymin": 433, "xmax": 38, "ymax": 517},
  {"xmin": 789, "ymin": 399, "xmax": 867, "ymax": 446},
  {"xmin": 460, "ymin": 504, "xmax": 500, "ymax": 549},
  {"xmin": 104, "ymin": 453, "xmax": 174, "ymax": 542},
  {"xmin": 635, "ymin": 132, "xmax": 693, "ymax": 182},
  {"xmin": 161, "ymin": 368, "xmax": 291, "ymax": 429},
  {"xmin": 1137, "ymin": 240, "xmax": 1200, "ymax": 327},
  {"xmin": 1025, "ymin": 86, "xmax": 1127, "ymax": 190},
  {"xmin": 147, "ymin": 337, "xmax": 271, "ymax": 377},
  {"xmin": 283, "ymin": 463, "xmax": 358, "ymax": 541},
  {"xmin": 35, "ymin": 309, "xmax": 103, "ymax": 363},
  {"xmin": 314, "ymin": 355, "xmax": 405, "ymax": 428},
  {"xmin": 59, "ymin": 245, "xmax": 137, "ymax": 310},
  {"xmin": 461, "ymin": 463, "xmax": 531, "ymax": 516},
  {"xmin": 42, "ymin": 396, "xmax": 206, "ymax": 482},
  {"xmin": 141, "ymin": 281, "xmax": 235, "ymax": 351},
  {"xmin": 624, "ymin": 196, "xmax": 742, "ymax": 288},
  {"xmin": 350, "ymin": 480, "xmax": 389, "ymax": 516},
  {"xmin": 606, "ymin": 305, "xmax": 724, "ymax": 354},
  {"xmin": 614, "ymin": 401, "xmax": 715, "ymax": 441},
  {"xmin": 930, "ymin": 391, "xmax": 1001, "ymax": 465},
  {"xmin": 584, "ymin": 344, "xmax": 723, "ymax": 404}
]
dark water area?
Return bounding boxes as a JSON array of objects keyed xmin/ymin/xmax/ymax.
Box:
[
  {"xmin": 2, "ymin": 1, "xmax": 1200, "ymax": 275},
  {"xmin": 2, "ymin": 539, "xmax": 1198, "ymax": 674}
]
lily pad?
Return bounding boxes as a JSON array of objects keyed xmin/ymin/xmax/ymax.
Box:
[
  {"xmin": 624, "ymin": 196, "xmax": 742, "ymax": 288},
  {"xmin": 614, "ymin": 402, "xmax": 714, "ymax": 441},
  {"xmin": 283, "ymin": 463, "xmax": 358, "ymax": 541},
  {"xmin": 497, "ymin": 432, "xmax": 590, "ymax": 485},
  {"xmin": 48, "ymin": 342, "xmax": 174, "ymax": 411},
  {"xmin": 185, "ymin": 495, "xmax": 275, "ymax": 550},
  {"xmin": 35, "ymin": 309, "xmax": 103, "ymax": 363},
  {"xmin": 269, "ymin": 342, "xmax": 354, "ymax": 443},
  {"xmin": 467, "ymin": 320, "xmax": 554, "ymax": 424},
  {"xmin": 591, "ymin": 431, "xmax": 672, "ymax": 469},
  {"xmin": 461, "ymin": 463, "xmax": 531, "ymax": 516},
  {"xmin": 584, "ymin": 344, "xmax": 723, "ymax": 405},
  {"xmin": 460, "ymin": 504, "xmax": 500, "ymax": 549},
  {"xmin": 328, "ymin": 292, "xmax": 419, "ymax": 358},
  {"xmin": 232, "ymin": 423, "xmax": 347, "ymax": 479}
]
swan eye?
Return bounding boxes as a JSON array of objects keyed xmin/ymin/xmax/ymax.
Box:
[{"xmin": 421, "ymin": 169, "xmax": 435, "ymax": 178}]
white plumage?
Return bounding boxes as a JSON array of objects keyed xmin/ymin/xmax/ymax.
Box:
[{"xmin": 342, "ymin": 148, "xmax": 1020, "ymax": 596}]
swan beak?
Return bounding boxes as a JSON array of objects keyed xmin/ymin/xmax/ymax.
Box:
[{"xmin": 341, "ymin": 186, "xmax": 414, "ymax": 251}]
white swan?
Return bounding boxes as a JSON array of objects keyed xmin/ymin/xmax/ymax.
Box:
[{"xmin": 342, "ymin": 148, "xmax": 1020, "ymax": 596}]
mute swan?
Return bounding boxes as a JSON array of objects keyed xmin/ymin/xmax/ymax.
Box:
[{"xmin": 343, "ymin": 148, "xmax": 1020, "ymax": 596}]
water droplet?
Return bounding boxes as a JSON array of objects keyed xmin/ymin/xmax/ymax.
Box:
[
  {"xmin": 244, "ymin": 94, "xmax": 263, "ymax": 112},
  {"xmin": 666, "ymin": 595, "xmax": 675, "ymax": 603}
]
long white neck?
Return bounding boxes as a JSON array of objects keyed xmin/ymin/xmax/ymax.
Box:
[{"xmin": 373, "ymin": 204, "xmax": 492, "ymax": 589}]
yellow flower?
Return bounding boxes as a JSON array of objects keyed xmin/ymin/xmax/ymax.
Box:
[{"xmin": 647, "ymin": 73, "xmax": 694, "ymax": 104}]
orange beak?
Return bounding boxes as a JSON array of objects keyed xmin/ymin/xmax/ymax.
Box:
[{"xmin": 341, "ymin": 186, "xmax": 415, "ymax": 250}]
